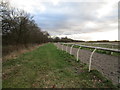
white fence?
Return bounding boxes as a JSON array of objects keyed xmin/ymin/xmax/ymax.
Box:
[
  {"xmin": 58, "ymin": 43, "xmax": 120, "ymax": 71},
  {"xmin": 55, "ymin": 42, "xmax": 119, "ymax": 85},
  {"xmin": 62, "ymin": 43, "xmax": 120, "ymax": 52}
]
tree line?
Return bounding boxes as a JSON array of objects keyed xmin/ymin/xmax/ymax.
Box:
[
  {"xmin": 51, "ymin": 37, "xmax": 85, "ymax": 42},
  {"xmin": 1, "ymin": 1, "xmax": 50, "ymax": 47}
]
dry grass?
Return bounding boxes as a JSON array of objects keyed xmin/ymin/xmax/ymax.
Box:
[
  {"xmin": 3, "ymin": 43, "xmax": 115, "ymax": 88},
  {"xmin": 2, "ymin": 44, "xmax": 45, "ymax": 61}
]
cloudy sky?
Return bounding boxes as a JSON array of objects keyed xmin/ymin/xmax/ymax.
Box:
[{"xmin": 9, "ymin": 0, "xmax": 119, "ymax": 41}]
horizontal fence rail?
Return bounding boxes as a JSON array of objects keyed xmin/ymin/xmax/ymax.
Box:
[
  {"xmin": 55, "ymin": 43, "xmax": 119, "ymax": 85},
  {"xmin": 79, "ymin": 42, "xmax": 119, "ymax": 45},
  {"xmin": 61, "ymin": 43, "xmax": 120, "ymax": 53}
]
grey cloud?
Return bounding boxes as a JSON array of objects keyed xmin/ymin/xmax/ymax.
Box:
[{"xmin": 32, "ymin": 1, "xmax": 118, "ymax": 38}]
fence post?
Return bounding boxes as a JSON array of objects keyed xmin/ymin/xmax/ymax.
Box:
[
  {"xmin": 70, "ymin": 44, "xmax": 74, "ymax": 54},
  {"xmin": 59, "ymin": 43, "xmax": 61, "ymax": 49},
  {"xmin": 77, "ymin": 47, "xmax": 81, "ymax": 61},
  {"xmin": 89, "ymin": 48, "xmax": 97, "ymax": 72},
  {"xmin": 66, "ymin": 44, "xmax": 68, "ymax": 52},
  {"xmin": 57, "ymin": 42, "xmax": 60, "ymax": 49},
  {"xmin": 57, "ymin": 43, "xmax": 59, "ymax": 49},
  {"xmin": 62, "ymin": 44, "xmax": 64, "ymax": 51}
]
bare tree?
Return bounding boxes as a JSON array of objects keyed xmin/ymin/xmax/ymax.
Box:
[{"xmin": 1, "ymin": 1, "xmax": 50, "ymax": 55}]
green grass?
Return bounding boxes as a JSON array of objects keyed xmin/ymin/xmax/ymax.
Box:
[
  {"xmin": 3, "ymin": 43, "xmax": 116, "ymax": 88},
  {"xmin": 78, "ymin": 43, "xmax": 119, "ymax": 49},
  {"xmin": 64, "ymin": 44, "xmax": 120, "ymax": 56}
]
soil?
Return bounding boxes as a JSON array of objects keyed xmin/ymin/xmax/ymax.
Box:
[{"xmin": 56, "ymin": 43, "xmax": 119, "ymax": 85}]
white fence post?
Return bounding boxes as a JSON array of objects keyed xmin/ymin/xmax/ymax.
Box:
[
  {"xmin": 62, "ymin": 44, "xmax": 64, "ymax": 51},
  {"xmin": 77, "ymin": 47, "xmax": 81, "ymax": 61},
  {"xmin": 59, "ymin": 43, "xmax": 62, "ymax": 49},
  {"xmin": 58, "ymin": 43, "xmax": 59, "ymax": 49},
  {"xmin": 57, "ymin": 43, "xmax": 59, "ymax": 49},
  {"xmin": 70, "ymin": 44, "xmax": 74, "ymax": 54},
  {"xmin": 89, "ymin": 48, "xmax": 97, "ymax": 72},
  {"xmin": 66, "ymin": 44, "xmax": 68, "ymax": 52}
]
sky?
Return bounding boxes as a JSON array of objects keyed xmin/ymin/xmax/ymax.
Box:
[{"xmin": 8, "ymin": 0, "xmax": 119, "ymax": 41}]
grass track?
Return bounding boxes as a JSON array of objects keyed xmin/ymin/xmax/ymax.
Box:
[{"xmin": 3, "ymin": 43, "xmax": 115, "ymax": 88}]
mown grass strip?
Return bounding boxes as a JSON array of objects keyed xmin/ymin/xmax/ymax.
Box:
[{"xmin": 3, "ymin": 43, "xmax": 116, "ymax": 88}]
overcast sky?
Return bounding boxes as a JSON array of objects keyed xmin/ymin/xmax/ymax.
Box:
[{"xmin": 9, "ymin": 0, "xmax": 119, "ymax": 41}]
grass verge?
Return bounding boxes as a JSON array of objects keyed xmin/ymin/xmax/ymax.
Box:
[{"xmin": 3, "ymin": 43, "xmax": 116, "ymax": 88}]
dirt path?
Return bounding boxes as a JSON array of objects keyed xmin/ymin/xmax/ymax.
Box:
[{"xmin": 55, "ymin": 43, "xmax": 119, "ymax": 85}]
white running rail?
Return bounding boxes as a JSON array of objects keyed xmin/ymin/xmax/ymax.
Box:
[{"xmin": 57, "ymin": 43, "xmax": 120, "ymax": 72}]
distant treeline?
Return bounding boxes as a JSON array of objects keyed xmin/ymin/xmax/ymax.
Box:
[
  {"xmin": 50, "ymin": 37, "xmax": 85, "ymax": 42},
  {"xmin": 1, "ymin": 1, "xmax": 119, "ymax": 56},
  {"xmin": 85, "ymin": 40, "xmax": 119, "ymax": 43},
  {"xmin": 50, "ymin": 37, "xmax": 119, "ymax": 43},
  {"xmin": 1, "ymin": 1, "xmax": 50, "ymax": 47}
]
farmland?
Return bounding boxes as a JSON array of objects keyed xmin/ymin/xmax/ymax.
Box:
[{"xmin": 2, "ymin": 43, "xmax": 116, "ymax": 88}]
